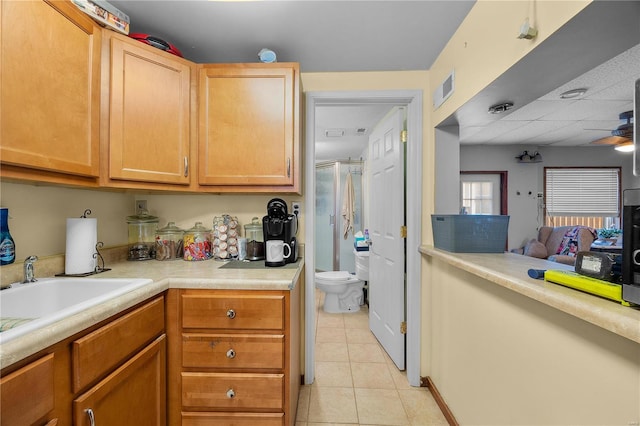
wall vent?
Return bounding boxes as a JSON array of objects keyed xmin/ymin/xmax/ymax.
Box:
[{"xmin": 433, "ymin": 69, "xmax": 455, "ymax": 109}]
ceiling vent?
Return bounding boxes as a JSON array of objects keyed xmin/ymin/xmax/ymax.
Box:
[{"xmin": 325, "ymin": 129, "xmax": 345, "ymax": 138}]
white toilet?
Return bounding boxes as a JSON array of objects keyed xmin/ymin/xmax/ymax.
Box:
[{"xmin": 315, "ymin": 271, "xmax": 364, "ymax": 313}]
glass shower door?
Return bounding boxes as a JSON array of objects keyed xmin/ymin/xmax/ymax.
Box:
[
  {"xmin": 315, "ymin": 161, "xmax": 363, "ymax": 273},
  {"xmin": 315, "ymin": 164, "xmax": 335, "ymax": 272}
]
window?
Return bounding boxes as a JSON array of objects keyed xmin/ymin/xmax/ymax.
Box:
[
  {"xmin": 544, "ymin": 167, "xmax": 621, "ymax": 228},
  {"xmin": 460, "ymin": 172, "xmax": 507, "ymax": 215}
]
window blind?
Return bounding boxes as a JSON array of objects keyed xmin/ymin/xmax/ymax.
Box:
[{"xmin": 545, "ymin": 168, "xmax": 620, "ymax": 217}]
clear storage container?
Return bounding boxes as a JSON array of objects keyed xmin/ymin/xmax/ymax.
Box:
[
  {"xmin": 155, "ymin": 222, "xmax": 184, "ymax": 261},
  {"xmin": 183, "ymin": 222, "xmax": 212, "ymax": 261},
  {"xmin": 127, "ymin": 210, "xmax": 158, "ymax": 260},
  {"xmin": 244, "ymin": 217, "xmax": 264, "ymax": 260}
]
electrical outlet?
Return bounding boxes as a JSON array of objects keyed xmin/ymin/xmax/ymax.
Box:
[
  {"xmin": 291, "ymin": 202, "xmax": 301, "ymax": 216},
  {"xmin": 135, "ymin": 200, "xmax": 147, "ymax": 213},
  {"xmin": 537, "ymin": 192, "xmax": 543, "ymax": 198}
]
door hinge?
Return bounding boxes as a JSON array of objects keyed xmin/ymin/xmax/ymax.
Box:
[
  {"xmin": 401, "ymin": 130, "xmax": 407, "ymax": 143},
  {"xmin": 400, "ymin": 321, "xmax": 407, "ymax": 334},
  {"xmin": 400, "ymin": 226, "xmax": 407, "ymax": 238}
]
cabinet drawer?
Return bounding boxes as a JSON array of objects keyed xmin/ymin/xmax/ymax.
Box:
[
  {"xmin": 182, "ymin": 372, "xmax": 284, "ymax": 410},
  {"xmin": 0, "ymin": 354, "xmax": 54, "ymax": 426},
  {"xmin": 182, "ymin": 333, "xmax": 284, "ymax": 369},
  {"xmin": 182, "ymin": 412, "xmax": 284, "ymax": 426},
  {"xmin": 181, "ymin": 293, "xmax": 284, "ymax": 330},
  {"xmin": 72, "ymin": 296, "xmax": 165, "ymax": 392}
]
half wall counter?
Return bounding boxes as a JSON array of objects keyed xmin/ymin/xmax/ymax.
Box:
[{"xmin": 420, "ymin": 246, "xmax": 640, "ymax": 426}]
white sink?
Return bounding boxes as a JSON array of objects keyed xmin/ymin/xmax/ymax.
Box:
[{"xmin": 0, "ymin": 277, "xmax": 152, "ymax": 343}]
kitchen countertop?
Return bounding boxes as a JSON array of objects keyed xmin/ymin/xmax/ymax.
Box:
[
  {"xmin": 0, "ymin": 258, "xmax": 304, "ymax": 370},
  {"xmin": 420, "ymin": 245, "xmax": 640, "ymax": 344}
]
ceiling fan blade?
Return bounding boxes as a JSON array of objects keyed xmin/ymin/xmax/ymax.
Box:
[{"xmin": 590, "ymin": 136, "xmax": 631, "ymax": 145}]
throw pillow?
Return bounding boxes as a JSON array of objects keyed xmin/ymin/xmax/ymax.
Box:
[{"xmin": 524, "ymin": 239, "xmax": 548, "ymax": 259}]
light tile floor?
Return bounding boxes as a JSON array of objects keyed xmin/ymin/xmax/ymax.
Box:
[{"xmin": 296, "ymin": 290, "xmax": 449, "ymax": 426}]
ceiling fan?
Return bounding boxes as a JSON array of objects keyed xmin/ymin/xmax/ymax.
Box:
[{"xmin": 589, "ymin": 110, "xmax": 634, "ymax": 151}]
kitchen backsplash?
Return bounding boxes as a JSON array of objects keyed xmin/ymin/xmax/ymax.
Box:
[{"xmin": 0, "ymin": 182, "xmax": 305, "ymax": 262}]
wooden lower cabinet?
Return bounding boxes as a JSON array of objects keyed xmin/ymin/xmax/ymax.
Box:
[
  {"xmin": 0, "ymin": 295, "xmax": 166, "ymax": 426},
  {"xmin": 182, "ymin": 412, "xmax": 284, "ymax": 426},
  {"xmin": 167, "ymin": 284, "xmax": 301, "ymax": 426},
  {"xmin": 73, "ymin": 335, "xmax": 166, "ymax": 426},
  {"xmin": 0, "ymin": 353, "xmax": 56, "ymax": 426}
]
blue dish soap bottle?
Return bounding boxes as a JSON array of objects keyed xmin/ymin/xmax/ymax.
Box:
[{"xmin": 0, "ymin": 207, "xmax": 15, "ymax": 265}]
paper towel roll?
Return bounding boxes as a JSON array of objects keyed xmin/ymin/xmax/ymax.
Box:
[{"xmin": 65, "ymin": 218, "xmax": 97, "ymax": 275}]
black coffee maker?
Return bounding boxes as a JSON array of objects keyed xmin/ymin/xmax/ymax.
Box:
[{"xmin": 263, "ymin": 198, "xmax": 298, "ymax": 267}]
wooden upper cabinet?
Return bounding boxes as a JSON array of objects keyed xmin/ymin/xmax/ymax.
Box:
[
  {"xmin": 198, "ymin": 63, "xmax": 300, "ymax": 193},
  {"xmin": 106, "ymin": 34, "xmax": 193, "ymax": 186},
  {"xmin": 0, "ymin": 0, "xmax": 101, "ymax": 178}
]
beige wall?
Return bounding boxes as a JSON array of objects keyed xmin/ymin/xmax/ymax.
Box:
[
  {"xmin": 419, "ymin": 1, "xmax": 640, "ymax": 423},
  {"xmin": 0, "ymin": 182, "xmax": 304, "ymax": 261},
  {"xmin": 426, "ymin": 256, "xmax": 640, "ymax": 425},
  {"xmin": 423, "ymin": 0, "xmax": 593, "ymax": 367}
]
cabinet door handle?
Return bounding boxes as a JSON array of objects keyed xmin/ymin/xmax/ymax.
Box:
[
  {"xmin": 226, "ymin": 388, "xmax": 236, "ymax": 399},
  {"xmin": 226, "ymin": 348, "xmax": 236, "ymax": 359},
  {"xmin": 184, "ymin": 157, "xmax": 189, "ymax": 177},
  {"xmin": 226, "ymin": 309, "xmax": 236, "ymax": 319},
  {"xmin": 85, "ymin": 409, "xmax": 95, "ymax": 426},
  {"xmin": 286, "ymin": 157, "xmax": 291, "ymax": 178}
]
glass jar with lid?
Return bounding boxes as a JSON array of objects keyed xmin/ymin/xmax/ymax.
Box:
[
  {"xmin": 126, "ymin": 210, "xmax": 159, "ymax": 261},
  {"xmin": 244, "ymin": 217, "xmax": 264, "ymax": 260},
  {"xmin": 183, "ymin": 222, "xmax": 212, "ymax": 261},
  {"xmin": 155, "ymin": 222, "xmax": 184, "ymax": 261}
]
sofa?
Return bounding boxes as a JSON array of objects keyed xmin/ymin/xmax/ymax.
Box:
[{"xmin": 513, "ymin": 225, "xmax": 598, "ymax": 265}]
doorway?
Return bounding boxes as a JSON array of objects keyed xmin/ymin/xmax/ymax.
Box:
[{"xmin": 304, "ymin": 90, "xmax": 423, "ymax": 386}]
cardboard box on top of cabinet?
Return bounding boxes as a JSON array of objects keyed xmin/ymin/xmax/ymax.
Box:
[{"xmin": 71, "ymin": 0, "xmax": 130, "ymax": 35}]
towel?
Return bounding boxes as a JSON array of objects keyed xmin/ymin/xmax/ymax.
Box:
[{"xmin": 342, "ymin": 172, "xmax": 355, "ymax": 239}]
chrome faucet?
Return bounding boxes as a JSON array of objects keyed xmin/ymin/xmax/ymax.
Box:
[{"xmin": 22, "ymin": 255, "xmax": 38, "ymax": 283}]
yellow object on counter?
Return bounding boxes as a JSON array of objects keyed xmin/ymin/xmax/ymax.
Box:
[{"xmin": 544, "ymin": 270, "xmax": 631, "ymax": 306}]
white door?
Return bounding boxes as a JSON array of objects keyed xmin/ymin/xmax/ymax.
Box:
[{"xmin": 368, "ymin": 108, "xmax": 405, "ymax": 370}]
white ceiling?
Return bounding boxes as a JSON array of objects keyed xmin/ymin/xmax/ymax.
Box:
[{"xmin": 460, "ymin": 42, "xmax": 640, "ymax": 147}]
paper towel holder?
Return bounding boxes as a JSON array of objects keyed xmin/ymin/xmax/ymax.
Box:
[{"xmin": 55, "ymin": 241, "xmax": 111, "ymax": 277}]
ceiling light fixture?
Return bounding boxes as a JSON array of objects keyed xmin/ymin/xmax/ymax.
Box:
[
  {"xmin": 515, "ymin": 150, "xmax": 542, "ymax": 163},
  {"xmin": 559, "ymin": 88, "xmax": 587, "ymax": 99},
  {"xmin": 614, "ymin": 140, "xmax": 635, "ymax": 152},
  {"xmin": 488, "ymin": 102, "xmax": 514, "ymax": 114}
]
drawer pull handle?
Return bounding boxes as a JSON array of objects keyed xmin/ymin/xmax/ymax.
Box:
[
  {"xmin": 226, "ymin": 309, "xmax": 236, "ymax": 319},
  {"xmin": 226, "ymin": 389, "xmax": 236, "ymax": 399},
  {"xmin": 85, "ymin": 409, "xmax": 96, "ymax": 426},
  {"xmin": 226, "ymin": 348, "xmax": 236, "ymax": 359}
]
